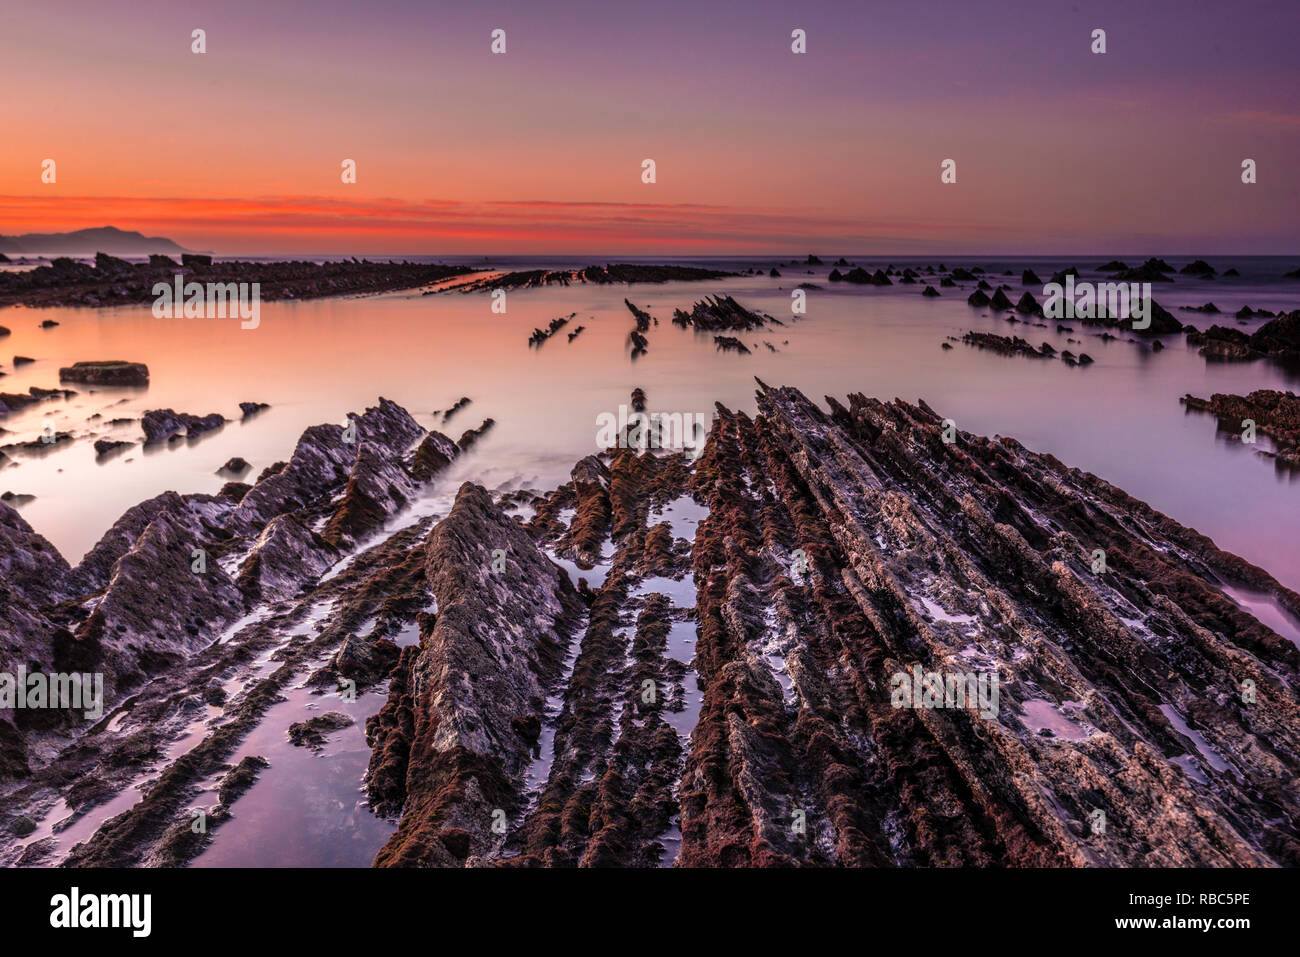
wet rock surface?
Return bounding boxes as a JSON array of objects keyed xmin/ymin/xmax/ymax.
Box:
[
  {"xmin": 3, "ymin": 385, "xmax": 1299, "ymax": 869},
  {"xmin": 1182, "ymin": 390, "xmax": 1300, "ymax": 467},
  {"xmin": 441, "ymin": 264, "xmax": 736, "ymax": 293},
  {"xmin": 57, "ymin": 361, "xmax": 150, "ymax": 387},
  {"xmin": 1, "ymin": 259, "xmax": 476, "ymax": 308},
  {"xmin": 141, "ymin": 409, "xmax": 226, "ymax": 444}
]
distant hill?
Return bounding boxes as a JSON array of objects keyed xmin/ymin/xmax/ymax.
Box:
[{"xmin": 0, "ymin": 226, "xmax": 189, "ymax": 256}]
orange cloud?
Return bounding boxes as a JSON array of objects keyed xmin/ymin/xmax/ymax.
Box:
[{"xmin": 0, "ymin": 194, "xmax": 997, "ymax": 255}]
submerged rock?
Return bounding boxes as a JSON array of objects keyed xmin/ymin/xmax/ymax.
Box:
[
  {"xmin": 141, "ymin": 409, "xmax": 226, "ymax": 444},
  {"xmin": 57, "ymin": 361, "xmax": 149, "ymax": 387}
]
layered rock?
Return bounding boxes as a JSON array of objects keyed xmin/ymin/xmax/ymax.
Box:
[
  {"xmin": 370, "ymin": 483, "xmax": 584, "ymax": 866},
  {"xmin": 57, "ymin": 361, "xmax": 149, "ymax": 387},
  {"xmin": 1182, "ymin": 390, "xmax": 1300, "ymax": 467}
]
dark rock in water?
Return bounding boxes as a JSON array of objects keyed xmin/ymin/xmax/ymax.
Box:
[
  {"xmin": 922, "ymin": 286, "xmax": 940, "ymax": 298},
  {"xmin": 40, "ymin": 320, "xmax": 59, "ymax": 329},
  {"xmin": 977, "ymin": 279, "xmax": 992, "ymax": 291},
  {"xmin": 439, "ymin": 396, "xmax": 470, "ymax": 423},
  {"xmin": 0, "ymin": 327, "xmax": 8, "ymax": 338},
  {"xmin": 769, "ymin": 267, "xmax": 780, "ymax": 278},
  {"xmin": 181, "ymin": 254, "xmax": 212, "ymax": 268},
  {"xmin": 1224, "ymin": 268, "xmax": 1240, "ymax": 277},
  {"xmin": 218, "ymin": 756, "xmax": 268, "ymax": 807},
  {"xmin": 1182, "ymin": 389, "xmax": 1300, "ymax": 467},
  {"xmin": 94, "ymin": 439, "xmax": 133, "ymax": 457},
  {"xmin": 1073, "ymin": 297, "xmax": 1181, "ymax": 337},
  {"xmin": 672, "ymin": 295, "xmax": 770, "ymax": 331},
  {"xmin": 629, "ymin": 329, "xmax": 649, "ymax": 358},
  {"xmin": 828, "ymin": 268, "xmax": 843, "ymax": 282},
  {"xmin": 961, "ymin": 330, "xmax": 1054, "ymax": 359},
  {"xmin": 238, "ymin": 401, "xmax": 269, "ymax": 418},
  {"xmin": 951, "ymin": 268, "xmax": 976, "ymax": 281},
  {"xmin": 529, "ymin": 314, "xmax": 573, "ymax": 347},
  {"xmin": 141, "ymin": 408, "xmax": 226, "ymax": 444},
  {"xmin": 1152, "ymin": 339, "xmax": 1164, "ymax": 352},
  {"xmin": 1015, "ymin": 291, "xmax": 1042, "ymax": 316},
  {"xmin": 0, "ymin": 491, "xmax": 36, "ymax": 505},
  {"xmin": 288, "ymin": 712, "xmax": 354, "ymax": 749},
  {"xmin": 58, "ymin": 361, "xmax": 149, "ymax": 387},
  {"xmin": 1135, "ymin": 299, "xmax": 1183, "ymax": 335},
  {"xmin": 13, "ymin": 356, "xmax": 34, "ymax": 367},
  {"xmin": 218, "ymin": 480, "xmax": 251, "ymax": 501},
  {"xmin": 835, "ymin": 257, "xmax": 850, "ymax": 266},
  {"xmin": 1250, "ymin": 310, "xmax": 1300, "ymax": 362},
  {"xmin": 940, "ymin": 277, "xmax": 956, "ymax": 287},
  {"xmin": 566, "ymin": 325, "xmax": 585, "ymax": 341},
  {"xmin": 1181, "ymin": 302, "xmax": 1220, "ymax": 313},
  {"xmin": 26, "ymin": 385, "xmax": 74, "ymax": 401},
  {"xmin": 806, "ymin": 255, "xmax": 823, "ymax": 265},
  {"xmin": 1112, "ymin": 258, "xmax": 1175, "ymax": 282},
  {"xmin": 333, "ymin": 630, "xmax": 401, "ymax": 687},
  {"xmin": 1022, "ymin": 269, "xmax": 1041, "ymax": 285},
  {"xmin": 229, "ymin": 397, "xmax": 422, "ymax": 535},
  {"xmin": 1180, "ymin": 260, "xmax": 1216, "ymax": 277},
  {"xmin": 1187, "ymin": 324, "xmax": 1251, "ymax": 356},
  {"xmin": 411, "ymin": 430, "xmax": 460, "ymax": 483},
  {"xmin": 714, "ymin": 336, "xmax": 751, "ymax": 354},
  {"xmin": 623, "ymin": 299, "xmax": 653, "ymax": 333},
  {"xmin": 218, "ymin": 457, "xmax": 250, "ymax": 474},
  {"xmin": 1097, "ymin": 260, "xmax": 1128, "ymax": 272},
  {"xmin": 989, "ymin": 288, "xmax": 1013, "ymax": 310},
  {"xmin": 256, "ymin": 461, "xmax": 286, "ymax": 482},
  {"xmin": 967, "ymin": 289, "xmax": 990, "ymax": 307},
  {"xmin": 839, "ymin": 267, "xmax": 891, "ymax": 286},
  {"xmin": 631, "ymin": 387, "xmax": 647, "ymax": 412},
  {"xmin": 457, "ymin": 418, "xmax": 494, "ymax": 453},
  {"xmin": 1047, "ymin": 267, "xmax": 1080, "ymax": 285},
  {"xmin": 94, "ymin": 252, "xmax": 133, "ymax": 274}
]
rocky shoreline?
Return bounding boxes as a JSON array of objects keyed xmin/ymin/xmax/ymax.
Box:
[
  {"xmin": 0, "ymin": 255, "xmax": 478, "ymax": 309},
  {"xmin": 1182, "ymin": 389, "xmax": 1300, "ymax": 467},
  {"xmin": 3, "ymin": 384, "xmax": 1298, "ymax": 867}
]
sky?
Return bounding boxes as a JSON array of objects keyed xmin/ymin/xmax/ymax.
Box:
[{"xmin": 1, "ymin": 0, "xmax": 1297, "ymax": 255}]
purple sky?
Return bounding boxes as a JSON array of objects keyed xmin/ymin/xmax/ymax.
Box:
[{"xmin": 2, "ymin": 0, "xmax": 1297, "ymax": 253}]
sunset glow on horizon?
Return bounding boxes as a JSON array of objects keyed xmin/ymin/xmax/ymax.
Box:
[{"xmin": 3, "ymin": 0, "xmax": 1297, "ymax": 255}]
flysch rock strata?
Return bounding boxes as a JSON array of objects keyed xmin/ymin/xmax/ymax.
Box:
[{"xmin": 2, "ymin": 385, "xmax": 1298, "ymax": 868}]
